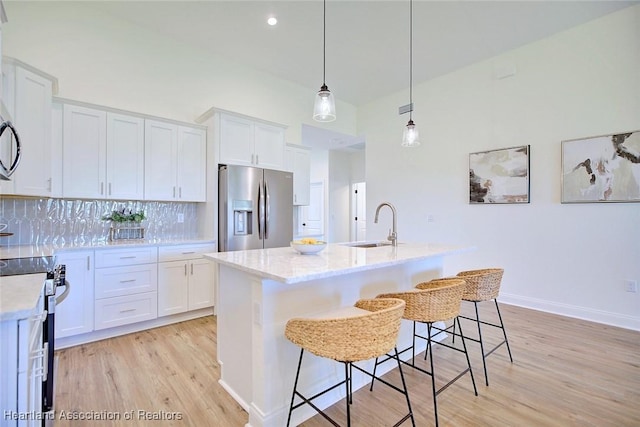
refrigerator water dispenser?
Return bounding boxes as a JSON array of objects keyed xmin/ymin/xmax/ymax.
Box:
[{"xmin": 233, "ymin": 200, "xmax": 253, "ymax": 236}]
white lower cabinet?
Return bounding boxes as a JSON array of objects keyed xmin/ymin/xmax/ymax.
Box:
[
  {"xmin": 54, "ymin": 250, "xmax": 94, "ymax": 339},
  {"xmin": 93, "ymin": 247, "xmax": 158, "ymax": 330},
  {"xmin": 158, "ymin": 244, "xmax": 216, "ymax": 316},
  {"xmin": 0, "ymin": 290, "xmax": 46, "ymax": 427}
]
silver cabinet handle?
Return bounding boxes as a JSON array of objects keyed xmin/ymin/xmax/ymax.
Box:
[
  {"xmin": 119, "ymin": 256, "xmax": 136, "ymax": 259},
  {"xmin": 119, "ymin": 308, "xmax": 136, "ymax": 313},
  {"xmin": 108, "ymin": 182, "xmax": 112, "ymax": 195},
  {"xmin": 184, "ymin": 264, "xmax": 187, "ymax": 276},
  {"xmin": 119, "ymin": 279, "xmax": 136, "ymax": 283},
  {"xmin": 87, "ymin": 256, "xmax": 91, "ymax": 270},
  {"xmin": 100, "ymin": 182, "xmax": 104, "ymax": 195},
  {"xmin": 190, "ymin": 263, "xmax": 194, "ymax": 275}
]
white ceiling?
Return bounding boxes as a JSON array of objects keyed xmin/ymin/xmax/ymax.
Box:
[{"xmin": 86, "ymin": 0, "xmax": 638, "ymax": 150}]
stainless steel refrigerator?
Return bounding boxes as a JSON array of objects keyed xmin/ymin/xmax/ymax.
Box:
[{"xmin": 218, "ymin": 164, "xmax": 293, "ymax": 251}]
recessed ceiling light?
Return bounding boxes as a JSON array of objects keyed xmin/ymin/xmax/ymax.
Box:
[{"xmin": 267, "ymin": 16, "xmax": 277, "ymax": 26}]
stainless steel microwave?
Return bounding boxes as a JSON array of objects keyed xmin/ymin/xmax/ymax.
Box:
[{"xmin": 0, "ymin": 102, "xmax": 21, "ymax": 181}]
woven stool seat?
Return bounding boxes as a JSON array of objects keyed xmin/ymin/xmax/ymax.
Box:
[
  {"xmin": 285, "ymin": 298, "xmax": 415, "ymax": 426},
  {"xmin": 375, "ymin": 278, "xmax": 477, "ymax": 427},
  {"xmin": 455, "ymin": 268, "xmax": 513, "ymax": 386},
  {"xmin": 456, "ymin": 268, "xmax": 504, "ymax": 301}
]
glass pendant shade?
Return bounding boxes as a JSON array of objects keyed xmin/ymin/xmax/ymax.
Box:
[
  {"xmin": 313, "ymin": 84, "xmax": 336, "ymax": 122},
  {"xmin": 401, "ymin": 119, "xmax": 420, "ymax": 147}
]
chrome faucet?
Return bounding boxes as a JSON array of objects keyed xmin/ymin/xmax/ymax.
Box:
[{"xmin": 374, "ymin": 202, "xmax": 397, "ymax": 246}]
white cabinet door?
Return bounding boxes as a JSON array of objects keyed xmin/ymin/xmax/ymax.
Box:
[
  {"xmin": 254, "ymin": 122, "xmax": 285, "ymax": 170},
  {"xmin": 177, "ymin": 126, "xmax": 206, "ymax": 202},
  {"xmin": 157, "ymin": 244, "xmax": 215, "ymax": 315},
  {"xmin": 219, "ymin": 113, "xmax": 254, "ymax": 166},
  {"xmin": 1, "ymin": 61, "xmax": 54, "ymax": 197},
  {"xmin": 144, "ymin": 120, "xmax": 206, "ymax": 202},
  {"xmin": 286, "ymin": 144, "xmax": 311, "ymax": 205},
  {"xmin": 62, "ymin": 105, "xmax": 107, "ymax": 199},
  {"xmin": 188, "ymin": 258, "xmax": 215, "ymax": 310},
  {"xmin": 106, "ymin": 112, "xmax": 144, "ymax": 200},
  {"xmin": 12, "ymin": 66, "xmax": 53, "ymax": 196},
  {"xmin": 157, "ymin": 260, "xmax": 189, "ymax": 316},
  {"xmin": 54, "ymin": 250, "xmax": 95, "ymax": 339},
  {"xmin": 218, "ymin": 112, "xmax": 286, "ymax": 170},
  {"xmin": 144, "ymin": 119, "xmax": 178, "ymax": 201}
]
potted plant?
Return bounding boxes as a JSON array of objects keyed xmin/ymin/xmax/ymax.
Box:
[{"xmin": 102, "ymin": 208, "xmax": 146, "ymax": 240}]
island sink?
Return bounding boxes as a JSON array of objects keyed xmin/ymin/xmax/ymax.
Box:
[{"xmin": 343, "ymin": 241, "xmax": 393, "ymax": 248}]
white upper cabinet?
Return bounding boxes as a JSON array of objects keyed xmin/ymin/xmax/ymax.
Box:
[
  {"xmin": 219, "ymin": 114, "xmax": 253, "ymax": 166},
  {"xmin": 285, "ymin": 144, "xmax": 311, "ymax": 205},
  {"xmin": 144, "ymin": 119, "xmax": 206, "ymax": 202},
  {"xmin": 62, "ymin": 104, "xmax": 144, "ymax": 200},
  {"xmin": 62, "ymin": 104, "xmax": 107, "ymax": 198},
  {"xmin": 106, "ymin": 112, "xmax": 145, "ymax": 200},
  {"xmin": 219, "ymin": 112, "xmax": 285, "ymax": 170},
  {"xmin": 1, "ymin": 58, "xmax": 55, "ymax": 196},
  {"xmin": 177, "ymin": 126, "xmax": 206, "ymax": 201},
  {"xmin": 253, "ymin": 122, "xmax": 286, "ymax": 170}
]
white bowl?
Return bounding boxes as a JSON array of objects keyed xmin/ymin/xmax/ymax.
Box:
[{"xmin": 291, "ymin": 241, "xmax": 327, "ymax": 255}]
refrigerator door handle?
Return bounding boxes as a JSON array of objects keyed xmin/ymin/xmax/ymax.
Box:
[
  {"xmin": 257, "ymin": 180, "xmax": 264, "ymax": 240},
  {"xmin": 264, "ymin": 180, "xmax": 270, "ymax": 240}
]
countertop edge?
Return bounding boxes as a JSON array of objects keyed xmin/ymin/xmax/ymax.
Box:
[{"xmin": 204, "ymin": 243, "xmax": 475, "ymax": 284}]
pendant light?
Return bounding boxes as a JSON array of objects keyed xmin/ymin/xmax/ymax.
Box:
[
  {"xmin": 313, "ymin": 0, "xmax": 336, "ymax": 122},
  {"xmin": 401, "ymin": 0, "xmax": 420, "ymax": 147}
]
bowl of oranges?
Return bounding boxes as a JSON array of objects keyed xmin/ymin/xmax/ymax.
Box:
[{"xmin": 290, "ymin": 238, "xmax": 327, "ymax": 254}]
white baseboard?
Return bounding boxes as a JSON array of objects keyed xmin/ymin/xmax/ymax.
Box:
[
  {"xmin": 499, "ymin": 293, "xmax": 640, "ymax": 331},
  {"xmin": 55, "ymin": 308, "xmax": 214, "ymax": 349}
]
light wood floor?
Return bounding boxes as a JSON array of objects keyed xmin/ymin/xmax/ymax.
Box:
[{"xmin": 54, "ymin": 304, "xmax": 640, "ymax": 426}]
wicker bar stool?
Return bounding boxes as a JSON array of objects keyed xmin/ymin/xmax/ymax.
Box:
[
  {"xmin": 373, "ymin": 278, "xmax": 477, "ymax": 427},
  {"xmin": 285, "ymin": 298, "xmax": 415, "ymax": 427},
  {"xmin": 455, "ymin": 268, "xmax": 513, "ymax": 386}
]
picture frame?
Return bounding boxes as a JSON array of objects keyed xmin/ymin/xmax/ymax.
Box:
[
  {"xmin": 561, "ymin": 130, "xmax": 640, "ymax": 203},
  {"xmin": 469, "ymin": 145, "xmax": 530, "ymax": 204}
]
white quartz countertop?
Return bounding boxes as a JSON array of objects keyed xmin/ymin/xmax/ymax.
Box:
[
  {"xmin": 203, "ymin": 242, "xmax": 473, "ymax": 284},
  {"xmin": 0, "ymin": 273, "xmax": 45, "ymax": 321},
  {"xmin": 0, "ymin": 238, "xmax": 216, "ymax": 259}
]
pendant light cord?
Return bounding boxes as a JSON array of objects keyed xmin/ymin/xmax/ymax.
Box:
[
  {"xmin": 323, "ymin": 0, "xmax": 327, "ymax": 85},
  {"xmin": 409, "ymin": 0, "xmax": 413, "ymax": 122}
]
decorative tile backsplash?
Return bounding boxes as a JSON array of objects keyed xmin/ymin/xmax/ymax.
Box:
[{"xmin": 0, "ymin": 197, "xmax": 198, "ymax": 246}]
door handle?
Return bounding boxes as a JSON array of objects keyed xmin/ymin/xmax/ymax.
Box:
[
  {"xmin": 257, "ymin": 181, "xmax": 264, "ymax": 239},
  {"xmin": 0, "ymin": 119, "xmax": 21, "ymax": 179},
  {"xmin": 264, "ymin": 180, "xmax": 269, "ymax": 239}
]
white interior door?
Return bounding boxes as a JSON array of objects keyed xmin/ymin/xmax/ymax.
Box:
[
  {"xmin": 298, "ymin": 181, "xmax": 324, "ymax": 238},
  {"xmin": 351, "ymin": 182, "xmax": 367, "ymax": 241}
]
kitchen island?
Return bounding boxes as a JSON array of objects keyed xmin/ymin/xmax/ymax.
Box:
[{"xmin": 203, "ymin": 241, "xmax": 472, "ymax": 427}]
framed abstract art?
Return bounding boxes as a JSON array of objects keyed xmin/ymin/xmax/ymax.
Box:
[
  {"xmin": 469, "ymin": 145, "xmax": 530, "ymax": 204},
  {"xmin": 561, "ymin": 130, "xmax": 640, "ymax": 203}
]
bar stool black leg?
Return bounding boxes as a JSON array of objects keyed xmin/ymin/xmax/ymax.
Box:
[
  {"xmin": 495, "ymin": 300, "xmax": 514, "ymax": 362},
  {"xmin": 426, "ymin": 323, "xmax": 439, "ymax": 427},
  {"xmin": 456, "ymin": 317, "xmax": 478, "ymax": 396},
  {"xmin": 473, "ymin": 301, "xmax": 490, "ymax": 386},
  {"xmin": 344, "ymin": 362, "xmax": 351, "ymax": 427},
  {"xmin": 287, "ymin": 348, "xmax": 305, "ymax": 427}
]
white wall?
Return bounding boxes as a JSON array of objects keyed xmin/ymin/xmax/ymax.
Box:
[
  {"xmin": 360, "ymin": 5, "xmax": 640, "ymax": 330},
  {"xmin": 1, "ymin": 1, "xmax": 357, "ymax": 143}
]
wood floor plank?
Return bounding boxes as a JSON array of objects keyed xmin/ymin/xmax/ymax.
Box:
[{"xmin": 53, "ymin": 305, "xmax": 640, "ymax": 426}]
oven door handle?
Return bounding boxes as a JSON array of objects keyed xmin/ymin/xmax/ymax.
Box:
[{"xmin": 56, "ymin": 280, "xmax": 70, "ymax": 305}]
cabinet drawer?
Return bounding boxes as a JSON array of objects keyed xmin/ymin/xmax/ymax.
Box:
[
  {"xmin": 95, "ymin": 264, "xmax": 158, "ymax": 299},
  {"xmin": 94, "ymin": 292, "xmax": 157, "ymax": 330},
  {"xmin": 95, "ymin": 247, "xmax": 158, "ymax": 268},
  {"xmin": 158, "ymin": 244, "xmax": 216, "ymax": 262}
]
